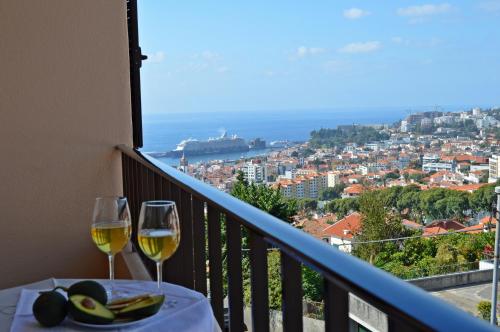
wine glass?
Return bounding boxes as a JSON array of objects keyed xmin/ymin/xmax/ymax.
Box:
[
  {"xmin": 91, "ymin": 196, "xmax": 131, "ymax": 298},
  {"xmin": 137, "ymin": 201, "xmax": 180, "ymax": 293}
]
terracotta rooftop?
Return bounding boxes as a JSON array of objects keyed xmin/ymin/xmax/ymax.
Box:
[
  {"xmin": 448, "ymin": 183, "xmax": 487, "ymax": 192},
  {"xmin": 402, "ymin": 219, "xmax": 423, "ymax": 230},
  {"xmin": 460, "ymin": 223, "xmax": 496, "ymax": 234},
  {"xmin": 322, "ymin": 212, "xmax": 362, "ymax": 240},
  {"xmin": 344, "ymin": 184, "xmax": 365, "ymax": 195},
  {"xmin": 423, "ymin": 220, "xmax": 465, "ymax": 236},
  {"xmin": 479, "ymin": 215, "xmax": 497, "ymax": 224},
  {"xmin": 299, "ymin": 214, "xmax": 337, "ymax": 239},
  {"xmin": 429, "ymin": 170, "xmax": 453, "ymax": 179},
  {"xmin": 423, "ymin": 226, "xmax": 448, "ymax": 236}
]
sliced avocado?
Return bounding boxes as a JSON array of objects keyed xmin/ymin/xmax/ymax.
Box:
[
  {"xmin": 32, "ymin": 291, "xmax": 68, "ymax": 327},
  {"xmin": 67, "ymin": 280, "xmax": 107, "ymax": 305},
  {"xmin": 69, "ymin": 295, "xmax": 115, "ymax": 324},
  {"xmin": 116, "ymin": 295, "xmax": 164, "ymax": 318}
]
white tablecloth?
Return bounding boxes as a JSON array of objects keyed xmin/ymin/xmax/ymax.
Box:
[{"xmin": 0, "ymin": 279, "xmax": 221, "ymax": 332}]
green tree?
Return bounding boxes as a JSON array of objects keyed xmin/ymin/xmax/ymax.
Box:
[
  {"xmin": 384, "ymin": 172, "xmax": 400, "ymax": 181},
  {"xmin": 470, "ymin": 183, "xmax": 496, "ymax": 215},
  {"xmin": 301, "ymin": 148, "xmax": 315, "ymax": 157},
  {"xmin": 408, "ymin": 173, "xmax": 425, "ymax": 183},
  {"xmin": 309, "ymin": 126, "xmax": 389, "ymax": 148},
  {"xmin": 231, "ymin": 171, "xmax": 297, "ymax": 222},
  {"xmin": 419, "ymin": 188, "xmax": 450, "ymax": 219},
  {"xmin": 232, "ymin": 174, "xmax": 297, "ymax": 311},
  {"xmin": 353, "ymin": 191, "xmax": 409, "ymax": 264},
  {"xmin": 319, "ymin": 183, "xmax": 346, "ymax": 201},
  {"xmin": 434, "ymin": 191, "xmax": 470, "ymax": 220},
  {"xmin": 243, "ymin": 250, "xmax": 282, "ymax": 310},
  {"xmin": 296, "ymin": 198, "xmax": 318, "ymax": 212},
  {"xmin": 477, "ymin": 301, "xmax": 491, "ymax": 321},
  {"xmin": 302, "ymin": 266, "xmax": 323, "ymax": 302},
  {"xmin": 434, "ymin": 241, "xmax": 467, "ymax": 274},
  {"xmin": 326, "ymin": 197, "xmax": 359, "ymax": 218}
]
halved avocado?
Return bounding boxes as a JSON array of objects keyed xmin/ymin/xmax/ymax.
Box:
[
  {"xmin": 69, "ymin": 295, "xmax": 115, "ymax": 324},
  {"xmin": 67, "ymin": 280, "xmax": 107, "ymax": 305},
  {"xmin": 116, "ymin": 295, "xmax": 164, "ymax": 319}
]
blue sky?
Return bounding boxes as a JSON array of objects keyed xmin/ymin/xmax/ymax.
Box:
[{"xmin": 138, "ymin": 1, "xmax": 500, "ymax": 114}]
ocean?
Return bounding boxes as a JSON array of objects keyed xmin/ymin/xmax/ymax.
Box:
[{"xmin": 142, "ymin": 106, "xmax": 468, "ymax": 165}]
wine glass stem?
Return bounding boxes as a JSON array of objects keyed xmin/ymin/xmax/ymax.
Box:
[
  {"xmin": 108, "ymin": 254, "xmax": 115, "ymax": 282},
  {"xmin": 156, "ymin": 261, "xmax": 163, "ymax": 290}
]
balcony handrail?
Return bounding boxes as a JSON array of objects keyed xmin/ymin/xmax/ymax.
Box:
[{"xmin": 117, "ymin": 144, "xmax": 495, "ymax": 331}]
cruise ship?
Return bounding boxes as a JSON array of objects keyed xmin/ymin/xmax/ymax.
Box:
[{"xmin": 163, "ymin": 131, "xmax": 250, "ymax": 157}]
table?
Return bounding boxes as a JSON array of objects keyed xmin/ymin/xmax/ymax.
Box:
[{"xmin": 0, "ymin": 279, "xmax": 221, "ymax": 332}]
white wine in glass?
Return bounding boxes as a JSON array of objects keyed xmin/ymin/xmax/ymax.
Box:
[
  {"xmin": 137, "ymin": 201, "xmax": 180, "ymax": 291},
  {"xmin": 91, "ymin": 196, "xmax": 131, "ymax": 298}
]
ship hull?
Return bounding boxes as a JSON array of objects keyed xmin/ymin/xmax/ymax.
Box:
[{"xmin": 151, "ymin": 146, "xmax": 250, "ymax": 158}]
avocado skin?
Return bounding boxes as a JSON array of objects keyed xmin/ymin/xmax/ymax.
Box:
[
  {"xmin": 32, "ymin": 291, "xmax": 68, "ymax": 327},
  {"xmin": 117, "ymin": 295, "xmax": 164, "ymax": 319},
  {"xmin": 68, "ymin": 280, "xmax": 107, "ymax": 305},
  {"xmin": 68, "ymin": 295, "xmax": 115, "ymax": 325}
]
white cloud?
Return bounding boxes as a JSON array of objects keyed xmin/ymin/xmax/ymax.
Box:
[
  {"xmin": 323, "ymin": 59, "xmax": 349, "ymax": 73},
  {"xmin": 343, "ymin": 8, "xmax": 371, "ymax": 19},
  {"xmin": 296, "ymin": 46, "xmax": 325, "ymax": 58},
  {"xmin": 338, "ymin": 41, "xmax": 381, "ymax": 54},
  {"xmin": 397, "ymin": 3, "xmax": 453, "ymax": 17},
  {"xmin": 191, "ymin": 50, "xmax": 220, "ymax": 61},
  {"xmin": 391, "ymin": 36, "xmax": 412, "ymax": 46},
  {"xmin": 391, "ymin": 37, "xmax": 404, "ymax": 44},
  {"xmin": 147, "ymin": 51, "xmax": 165, "ymax": 63},
  {"xmin": 391, "ymin": 37, "xmax": 440, "ymax": 47},
  {"xmin": 480, "ymin": 1, "xmax": 500, "ymax": 13},
  {"xmin": 183, "ymin": 50, "xmax": 229, "ymax": 74},
  {"xmin": 216, "ymin": 66, "xmax": 229, "ymax": 73},
  {"xmin": 200, "ymin": 50, "xmax": 219, "ymax": 60}
]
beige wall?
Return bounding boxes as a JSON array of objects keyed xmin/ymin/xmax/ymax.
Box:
[{"xmin": 0, "ymin": 0, "xmax": 133, "ymax": 288}]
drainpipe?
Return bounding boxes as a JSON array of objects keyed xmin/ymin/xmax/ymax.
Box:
[{"xmin": 490, "ymin": 186, "xmax": 500, "ymax": 325}]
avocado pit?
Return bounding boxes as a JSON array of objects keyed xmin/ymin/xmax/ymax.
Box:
[{"xmin": 81, "ymin": 297, "xmax": 96, "ymax": 309}]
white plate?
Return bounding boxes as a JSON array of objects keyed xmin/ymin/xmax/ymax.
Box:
[{"xmin": 68, "ymin": 312, "xmax": 160, "ymax": 329}]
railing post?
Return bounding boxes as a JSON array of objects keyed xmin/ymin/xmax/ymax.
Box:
[
  {"xmin": 281, "ymin": 252, "xmax": 302, "ymax": 332},
  {"xmin": 192, "ymin": 197, "xmax": 207, "ymax": 296},
  {"xmin": 324, "ymin": 280, "xmax": 349, "ymax": 332},
  {"xmin": 249, "ymin": 232, "xmax": 269, "ymax": 332},
  {"xmin": 227, "ymin": 217, "xmax": 244, "ymax": 332},
  {"xmin": 207, "ymin": 206, "xmax": 224, "ymax": 328}
]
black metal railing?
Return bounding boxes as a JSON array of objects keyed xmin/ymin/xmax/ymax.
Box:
[{"xmin": 118, "ymin": 145, "xmax": 495, "ymax": 332}]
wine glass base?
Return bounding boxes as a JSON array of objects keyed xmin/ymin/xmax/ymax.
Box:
[
  {"xmin": 105, "ymin": 284, "xmax": 131, "ymax": 301},
  {"xmin": 152, "ymin": 284, "xmax": 177, "ymax": 308}
]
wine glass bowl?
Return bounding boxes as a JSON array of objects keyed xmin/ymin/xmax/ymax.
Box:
[
  {"xmin": 91, "ymin": 196, "xmax": 131, "ymax": 298},
  {"xmin": 137, "ymin": 201, "xmax": 180, "ymax": 292}
]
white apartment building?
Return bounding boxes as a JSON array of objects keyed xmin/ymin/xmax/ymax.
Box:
[
  {"xmin": 241, "ymin": 162, "xmax": 264, "ymax": 183},
  {"xmin": 422, "ymin": 162, "xmax": 455, "ymax": 173},
  {"xmin": 327, "ymin": 171, "xmax": 340, "ymax": 187},
  {"xmin": 422, "ymin": 154, "xmax": 440, "ymax": 164},
  {"xmin": 489, "ymin": 155, "xmax": 500, "ymax": 183},
  {"xmin": 359, "ymin": 163, "xmax": 389, "ymax": 175},
  {"xmin": 278, "ymin": 172, "xmax": 328, "ymax": 199},
  {"xmin": 400, "ymin": 120, "xmax": 409, "ymax": 133}
]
